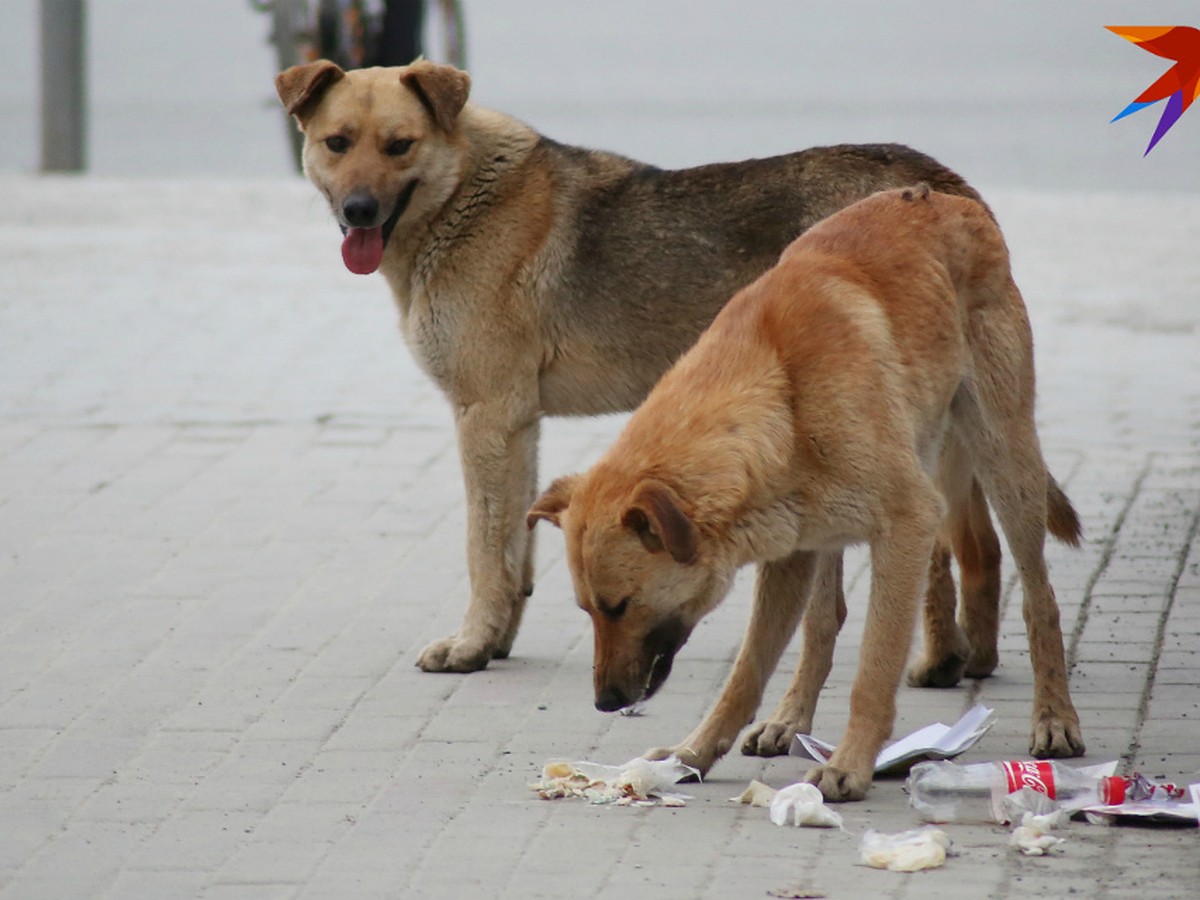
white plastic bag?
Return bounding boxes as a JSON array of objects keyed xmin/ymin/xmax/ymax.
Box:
[{"xmin": 769, "ymin": 783, "xmax": 844, "ymax": 829}]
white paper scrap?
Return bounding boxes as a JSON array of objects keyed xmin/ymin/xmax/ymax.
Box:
[{"xmin": 790, "ymin": 704, "xmax": 996, "ymax": 775}]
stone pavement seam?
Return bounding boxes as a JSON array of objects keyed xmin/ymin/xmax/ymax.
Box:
[{"xmin": 1123, "ymin": 502, "xmax": 1200, "ymax": 773}]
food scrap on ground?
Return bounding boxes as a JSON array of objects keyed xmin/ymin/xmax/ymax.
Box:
[
  {"xmin": 531, "ymin": 756, "xmax": 698, "ymax": 806},
  {"xmin": 1010, "ymin": 810, "xmax": 1068, "ymax": 856},
  {"xmin": 731, "ymin": 779, "xmax": 778, "ymax": 808},
  {"xmin": 860, "ymin": 827, "xmax": 952, "ymax": 872}
]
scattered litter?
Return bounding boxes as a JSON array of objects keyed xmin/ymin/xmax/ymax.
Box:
[
  {"xmin": 860, "ymin": 827, "xmax": 952, "ymax": 872},
  {"xmin": 731, "ymin": 780, "xmax": 843, "ymax": 828},
  {"xmin": 792, "ymin": 704, "xmax": 995, "ymax": 775},
  {"xmin": 730, "ymin": 779, "xmax": 778, "ymax": 808},
  {"xmin": 769, "ymin": 783, "xmax": 845, "ymax": 829},
  {"xmin": 530, "ymin": 755, "xmax": 698, "ymax": 806},
  {"xmin": 1081, "ymin": 778, "xmax": 1200, "ymax": 826},
  {"xmin": 907, "ymin": 759, "xmax": 1120, "ymax": 823},
  {"xmin": 1010, "ymin": 810, "xmax": 1068, "ymax": 856},
  {"xmin": 767, "ymin": 886, "xmax": 826, "ymax": 899}
]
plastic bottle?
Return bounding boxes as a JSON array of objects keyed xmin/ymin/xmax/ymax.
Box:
[{"xmin": 905, "ymin": 760, "xmax": 1127, "ymax": 823}]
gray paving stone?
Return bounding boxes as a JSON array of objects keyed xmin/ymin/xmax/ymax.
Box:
[{"xmin": 2, "ymin": 111, "xmax": 1198, "ymax": 900}]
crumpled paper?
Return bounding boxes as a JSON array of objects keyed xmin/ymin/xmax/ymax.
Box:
[
  {"xmin": 860, "ymin": 827, "xmax": 952, "ymax": 871},
  {"xmin": 531, "ymin": 755, "xmax": 698, "ymax": 806},
  {"xmin": 730, "ymin": 780, "xmax": 844, "ymax": 829},
  {"xmin": 1010, "ymin": 810, "xmax": 1067, "ymax": 856}
]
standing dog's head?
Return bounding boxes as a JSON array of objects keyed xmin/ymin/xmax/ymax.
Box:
[
  {"xmin": 528, "ymin": 472, "xmax": 732, "ymax": 712},
  {"xmin": 275, "ymin": 61, "xmax": 471, "ymax": 275}
]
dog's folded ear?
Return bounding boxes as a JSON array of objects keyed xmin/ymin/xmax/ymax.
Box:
[
  {"xmin": 622, "ymin": 480, "xmax": 699, "ymax": 565},
  {"xmin": 401, "ymin": 61, "xmax": 471, "ymax": 133},
  {"xmin": 276, "ymin": 60, "xmax": 345, "ymax": 121},
  {"xmin": 527, "ymin": 475, "xmax": 580, "ymax": 530}
]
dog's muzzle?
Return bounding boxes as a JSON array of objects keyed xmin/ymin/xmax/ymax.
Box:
[
  {"xmin": 593, "ymin": 616, "xmax": 689, "ymax": 713},
  {"xmin": 337, "ymin": 180, "xmax": 419, "ymax": 275}
]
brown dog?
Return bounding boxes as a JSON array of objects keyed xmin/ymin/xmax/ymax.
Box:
[
  {"xmin": 528, "ymin": 186, "xmax": 1085, "ymax": 801},
  {"xmin": 276, "ymin": 60, "xmax": 1016, "ymax": 681}
]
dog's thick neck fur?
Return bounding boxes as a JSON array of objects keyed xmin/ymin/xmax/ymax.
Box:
[
  {"xmin": 381, "ymin": 104, "xmax": 541, "ymax": 308},
  {"xmin": 591, "ymin": 305, "xmax": 803, "ymax": 572}
]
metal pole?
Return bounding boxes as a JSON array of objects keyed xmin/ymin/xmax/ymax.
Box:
[{"xmin": 40, "ymin": 0, "xmax": 87, "ymax": 172}]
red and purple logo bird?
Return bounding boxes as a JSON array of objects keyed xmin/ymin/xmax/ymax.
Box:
[{"xmin": 1107, "ymin": 26, "xmax": 1200, "ymax": 155}]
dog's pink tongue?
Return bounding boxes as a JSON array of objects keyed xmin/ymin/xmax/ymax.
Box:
[{"xmin": 341, "ymin": 227, "xmax": 384, "ymax": 275}]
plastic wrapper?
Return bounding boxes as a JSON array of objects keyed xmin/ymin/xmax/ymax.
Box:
[
  {"xmin": 769, "ymin": 783, "xmax": 845, "ymax": 829},
  {"xmin": 730, "ymin": 780, "xmax": 844, "ymax": 828}
]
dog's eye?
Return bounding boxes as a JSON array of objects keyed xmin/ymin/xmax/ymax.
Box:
[
  {"xmin": 324, "ymin": 135, "xmax": 350, "ymax": 154},
  {"xmin": 386, "ymin": 138, "xmax": 415, "ymax": 157},
  {"xmin": 604, "ymin": 597, "xmax": 631, "ymax": 620}
]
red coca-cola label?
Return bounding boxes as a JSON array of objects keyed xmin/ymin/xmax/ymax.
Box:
[{"xmin": 1002, "ymin": 760, "xmax": 1056, "ymax": 797}]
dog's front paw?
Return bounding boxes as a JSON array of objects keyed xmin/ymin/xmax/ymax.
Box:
[
  {"xmin": 644, "ymin": 742, "xmax": 720, "ymax": 778},
  {"xmin": 1030, "ymin": 710, "xmax": 1085, "ymax": 758},
  {"xmin": 803, "ymin": 764, "xmax": 872, "ymax": 802},
  {"xmin": 416, "ymin": 634, "xmax": 494, "ymax": 673},
  {"xmin": 741, "ymin": 716, "xmax": 811, "ymax": 757}
]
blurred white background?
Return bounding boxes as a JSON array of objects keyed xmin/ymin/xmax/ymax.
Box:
[{"xmin": 1, "ymin": 1, "xmax": 1197, "ymax": 190}]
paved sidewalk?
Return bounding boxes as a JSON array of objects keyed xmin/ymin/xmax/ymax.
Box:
[{"xmin": 0, "ymin": 176, "xmax": 1197, "ymax": 899}]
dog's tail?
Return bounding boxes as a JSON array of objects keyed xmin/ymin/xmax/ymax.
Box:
[{"xmin": 1047, "ymin": 475, "xmax": 1082, "ymax": 547}]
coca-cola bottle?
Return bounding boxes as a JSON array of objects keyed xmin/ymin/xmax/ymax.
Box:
[{"xmin": 906, "ymin": 760, "xmax": 1127, "ymax": 823}]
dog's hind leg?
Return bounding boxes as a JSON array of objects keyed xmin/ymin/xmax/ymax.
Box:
[
  {"xmin": 969, "ymin": 434, "xmax": 1083, "ymax": 754},
  {"xmin": 908, "ymin": 437, "xmax": 995, "ymax": 687},
  {"xmin": 958, "ymin": 284, "xmax": 1084, "ymax": 758},
  {"xmin": 647, "ymin": 550, "xmax": 819, "ymax": 775},
  {"xmin": 954, "ymin": 477, "xmax": 1004, "ymax": 677},
  {"xmin": 742, "ymin": 552, "xmax": 844, "ymax": 756},
  {"xmin": 906, "ymin": 533, "xmax": 970, "ymax": 688}
]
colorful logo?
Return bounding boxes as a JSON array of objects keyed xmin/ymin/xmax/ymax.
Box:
[{"xmin": 1107, "ymin": 26, "xmax": 1200, "ymax": 155}]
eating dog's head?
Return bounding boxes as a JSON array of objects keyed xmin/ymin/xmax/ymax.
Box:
[
  {"xmin": 275, "ymin": 60, "xmax": 471, "ymax": 275},
  {"xmin": 528, "ymin": 472, "xmax": 732, "ymax": 712}
]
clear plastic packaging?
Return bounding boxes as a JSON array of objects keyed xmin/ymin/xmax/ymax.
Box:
[{"xmin": 906, "ymin": 759, "xmax": 1126, "ymax": 823}]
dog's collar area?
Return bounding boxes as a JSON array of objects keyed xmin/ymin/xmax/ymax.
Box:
[{"xmin": 382, "ymin": 179, "xmax": 419, "ymax": 247}]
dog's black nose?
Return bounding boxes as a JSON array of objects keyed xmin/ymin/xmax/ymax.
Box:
[
  {"xmin": 342, "ymin": 192, "xmax": 379, "ymax": 228},
  {"xmin": 595, "ymin": 686, "xmax": 630, "ymax": 713}
]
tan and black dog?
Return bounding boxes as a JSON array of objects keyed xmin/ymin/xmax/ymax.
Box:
[
  {"xmin": 529, "ymin": 187, "xmax": 1084, "ymax": 801},
  {"xmin": 276, "ymin": 60, "xmax": 1023, "ymax": 684}
]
